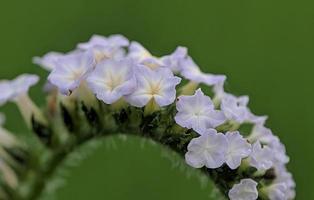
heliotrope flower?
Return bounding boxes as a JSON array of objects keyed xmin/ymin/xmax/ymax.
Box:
[
  {"xmin": 225, "ymin": 131, "xmax": 252, "ymax": 169},
  {"xmin": 33, "ymin": 51, "xmax": 64, "ymax": 71},
  {"xmin": 220, "ymin": 94, "xmax": 250, "ymax": 123},
  {"xmin": 185, "ymin": 128, "xmax": 227, "ymax": 169},
  {"xmin": 86, "ymin": 59, "xmax": 136, "ymax": 104},
  {"xmin": 0, "ymin": 113, "xmax": 19, "ymax": 148},
  {"xmin": 48, "ymin": 51, "xmax": 95, "ymax": 95},
  {"xmin": 125, "ymin": 66, "xmax": 181, "ymax": 107},
  {"xmin": 248, "ymin": 125, "xmax": 289, "ymax": 165},
  {"xmin": 0, "ymin": 74, "xmax": 46, "ymax": 126},
  {"xmin": 180, "ymin": 56, "xmax": 226, "ymax": 86},
  {"xmin": 175, "ymin": 89, "xmax": 226, "ymax": 131},
  {"xmin": 160, "ymin": 46, "xmax": 188, "ymax": 73},
  {"xmin": 273, "ymin": 165, "xmax": 296, "ymax": 199},
  {"xmin": 127, "ymin": 41, "xmax": 162, "ymax": 69},
  {"xmin": 228, "ymin": 179, "xmax": 258, "ymax": 200},
  {"xmin": 248, "ymin": 141, "xmax": 273, "ymax": 171},
  {"xmin": 78, "ymin": 34, "xmax": 129, "ymax": 62}
]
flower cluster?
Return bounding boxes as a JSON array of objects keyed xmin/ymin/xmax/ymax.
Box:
[{"xmin": 0, "ymin": 34, "xmax": 295, "ymax": 200}]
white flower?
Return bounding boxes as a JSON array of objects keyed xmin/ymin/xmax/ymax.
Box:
[
  {"xmin": 266, "ymin": 183, "xmax": 288, "ymax": 200},
  {"xmin": 125, "ymin": 66, "xmax": 181, "ymax": 107},
  {"xmin": 220, "ymin": 94, "xmax": 249, "ymax": 123},
  {"xmin": 33, "ymin": 51, "xmax": 64, "ymax": 71},
  {"xmin": 78, "ymin": 34, "xmax": 129, "ymax": 62},
  {"xmin": 127, "ymin": 41, "xmax": 162, "ymax": 68},
  {"xmin": 86, "ymin": 59, "xmax": 136, "ymax": 104},
  {"xmin": 185, "ymin": 129, "xmax": 227, "ymax": 169},
  {"xmin": 0, "ymin": 74, "xmax": 39, "ymax": 104},
  {"xmin": 48, "ymin": 51, "xmax": 95, "ymax": 95},
  {"xmin": 0, "ymin": 74, "xmax": 44, "ymax": 127},
  {"xmin": 175, "ymin": 89, "xmax": 226, "ymax": 131},
  {"xmin": 0, "ymin": 81, "xmax": 14, "ymax": 106},
  {"xmin": 228, "ymin": 179, "xmax": 258, "ymax": 200},
  {"xmin": 180, "ymin": 56, "xmax": 226, "ymax": 86},
  {"xmin": 225, "ymin": 131, "xmax": 252, "ymax": 169},
  {"xmin": 273, "ymin": 165, "xmax": 296, "ymax": 199},
  {"xmin": 160, "ymin": 46, "xmax": 187, "ymax": 73},
  {"xmin": 249, "ymin": 125, "xmax": 289, "ymax": 165},
  {"xmin": 248, "ymin": 141, "xmax": 274, "ymax": 171}
]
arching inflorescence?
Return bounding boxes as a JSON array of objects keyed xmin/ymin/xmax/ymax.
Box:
[{"xmin": 0, "ymin": 34, "xmax": 295, "ymax": 200}]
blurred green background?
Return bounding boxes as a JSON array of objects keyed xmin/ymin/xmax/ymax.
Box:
[{"xmin": 0, "ymin": 0, "xmax": 313, "ymax": 199}]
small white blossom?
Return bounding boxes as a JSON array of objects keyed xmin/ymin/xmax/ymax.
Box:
[
  {"xmin": 225, "ymin": 131, "xmax": 252, "ymax": 169},
  {"xmin": 180, "ymin": 57, "xmax": 226, "ymax": 86},
  {"xmin": 266, "ymin": 183, "xmax": 288, "ymax": 200},
  {"xmin": 221, "ymin": 94, "xmax": 249, "ymax": 123},
  {"xmin": 125, "ymin": 66, "xmax": 181, "ymax": 107},
  {"xmin": 0, "ymin": 81, "xmax": 14, "ymax": 106},
  {"xmin": 273, "ymin": 165, "xmax": 296, "ymax": 199},
  {"xmin": 48, "ymin": 51, "xmax": 95, "ymax": 95},
  {"xmin": 249, "ymin": 125, "xmax": 289, "ymax": 165},
  {"xmin": 185, "ymin": 129, "xmax": 227, "ymax": 169},
  {"xmin": 0, "ymin": 74, "xmax": 39, "ymax": 104},
  {"xmin": 78, "ymin": 34, "xmax": 129, "ymax": 62},
  {"xmin": 127, "ymin": 41, "xmax": 162, "ymax": 68},
  {"xmin": 228, "ymin": 179, "xmax": 258, "ymax": 200},
  {"xmin": 33, "ymin": 52, "xmax": 64, "ymax": 71},
  {"xmin": 0, "ymin": 74, "xmax": 44, "ymax": 126},
  {"xmin": 175, "ymin": 89, "xmax": 226, "ymax": 131},
  {"xmin": 86, "ymin": 59, "xmax": 136, "ymax": 104},
  {"xmin": 161, "ymin": 46, "xmax": 187, "ymax": 73},
  {"xmin": 248, "ymin": 141, "xmax": 274, "ymax": 171}
]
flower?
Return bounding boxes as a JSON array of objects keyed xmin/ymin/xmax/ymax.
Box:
[
  {"xmin": 33, "ymin": 51, "xmax": 64, "ymax": 71},
  {"xmin": 78, "ymin": 34, "xmax": 129, "ymax": 50},
  {"xmin": 0, "ymin": 74, "xmax": 45, "ymax": 127},
  {"xmin": 125, "ymin": 66, "xmax": 181, "ymax": 107},
  {"xmin": 248, "ymin": 141, "xmax": 274, "ymax": 171},
  {"xmin": 48, "ymin": 51, "xmax": 95, "ymax": 95},
  {"xmin": 86, "ymin": 59, "xmax": 136, "ymax": 104},
  {"xmin": 127, "ymin": 41, "xmax": 162, "ymax": 68},
  {"xmin": 160, "ymin": 46, "xmax": 187, "ymax": 73},
  {"xmin": 78, "ymin": 34, "xmax": 129, "ymax": 62},
  {"xmin": 273, "ymin": 165, "xmax": 296, "ymax": 199},
  {"xmin": 175, "ymin": 89, "xmax": 226, "ymax": 131},
  {"xmin": 248, "ymin": 125, "xmax": 289, "ymax": 165},
  {"xmin": 228, "ymin": 179, "xmax": 258, "ymax": 200},
  {"xmin": 0, "ymin": 74, "xmax": 39, "ymax": 103},
  {"xmin": 265, "ymin": 183, "xmax": 288, "ymax": 200},
  {"xmin": 185, "ymin": 128, "xmax": 227, "ymax": 169},
  {"xmin": 220, "ymin": 94, "xmax": 249, "ymax": 123},
  {"xmin": 225, "ymin": 131, "xmax": 252, "ymax": 169},
  {"xmin": 180, "ymin": 56, "xmax": 226, "ymax": 86}
]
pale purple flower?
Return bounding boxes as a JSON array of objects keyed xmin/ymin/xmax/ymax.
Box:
[
  {"xmin": 221, "ymin": 94, "xmax": 249, "ymax": 123},
  {"xmin": 33, "ymin": 52, "xmax": 64, "ymax": 71},
  {"xmin": 228, "ymin": 179, "xmax": 258, "ymax": 200},
  {"xmin": 185, "ymin": 129, "xmax": 227, "ymax": 169},
  {"xmin": 0, "ymin": 74, "xmax": 39, "ymax": 104},
  {"xmin": 273, "ymin": 165, "xmax": 296, "ymax": 199},
  {"xmin": 78, "ymin": 34, "xmax": 129, "ymax": 62},
  {"xmin": 225, "ymin": 131, "xmax": 252, "ymax": 169},
  {"xmin": 266, "ymin": 183, "xmax": 288, "ymax": 200},
  {"xmin": 86, "ymin": 59, "xmax": 136, "ymax": 104},
  {"xmin": 125, "ymin": 66, "xmax": 181, "ymax": 107},
  {"xmin": 48, "ymin": 51, "xmax": 95, "ymax": 95},
  {"xmin": 127, "ymin": 41, "xmax": 162, "ymax": 68},
  {"xmin": 161, "ymin": 46, "xmax": 188, "ymax": 73},
  {"xmin": 175, "ymin": 89, "xmax": 226, "ymax": 131},
  {"xmin": 180, "ymin": 57, "xmax": 226, "ymax": 86},
  {"xmin": 0, "ymin": 81, "xmax": 14, "ymax": 106},
  {"xmin": 248, "ymin": 141, "xmax": 274, "ymax": 171},
  {"xmin": 249, "ymin": 125, "xmax": 289, "ymax": 165}
]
